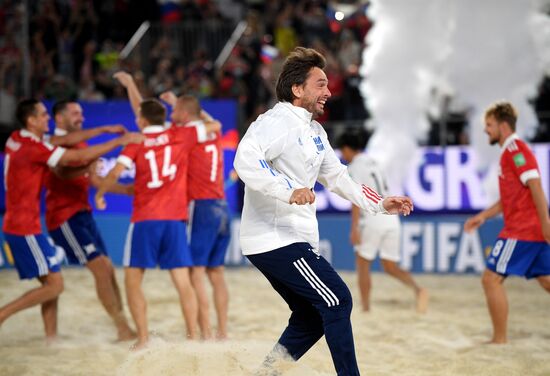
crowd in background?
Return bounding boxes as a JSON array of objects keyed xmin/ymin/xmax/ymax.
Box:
[{"xmin": 1, "ymin": 0, "xmax": 549, "ymax": 142}]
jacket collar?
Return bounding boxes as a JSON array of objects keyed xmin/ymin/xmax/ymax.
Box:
[{"xmin": 277, "ymin": 102, "xmax": 313, "ymax": 126}]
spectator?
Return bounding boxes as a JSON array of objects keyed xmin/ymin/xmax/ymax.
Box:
[
  {"xmin": 2, "ymin": 0, "xmax": 545, "ymax": 146},
  {"xmin": 0, "ymin": 62, "xmax": 17, "ymax": 128}
]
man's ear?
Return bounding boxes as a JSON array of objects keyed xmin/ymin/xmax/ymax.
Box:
[
  {"xmin": 27, "ymin": 114, "xmax": 37, "ymax": 129},
  {"xmin": 292, "ymin": 84, "xmax": 303, "ymax": 99}
]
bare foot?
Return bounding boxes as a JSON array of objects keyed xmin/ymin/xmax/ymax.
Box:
[
  {"xmin": 186, "ymin": 331, "xmax": 199, "ymax": 341},
  {"xmin": 484, "ymin": 338, "xmax": 507, "ymax": 345},
  {"xmin": 416, "ymin": 288, "xmax": 429, "ymax": 314},
  {"xmin": 45, "ymin": 335, "xmax": 58, "ymax": 346},
  {"xmin": 117, "ymin": 326, "xmax": 137, "ymax": 342},
  {"xmin": 130, "ymin": 337, "xmax": 148, "ymax": 351},
  {"xmin": 201, "ymin": 328, "xmax": 213, "ymax": 341},
  {"xmin": 216, "ymin": 331, "xmax": 228, "ymax": 341}
]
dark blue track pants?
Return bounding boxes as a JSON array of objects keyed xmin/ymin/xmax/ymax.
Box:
[{"xmin": 247, "ymin": 242, "xmax": 360, "ymax": 376}]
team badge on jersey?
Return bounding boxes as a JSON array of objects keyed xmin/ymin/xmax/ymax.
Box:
[{"xmin": 513, "ymin": 153, "xmax": 526, "ymax": 167}]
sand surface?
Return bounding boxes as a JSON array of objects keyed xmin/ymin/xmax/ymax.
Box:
[{"xmin": 0, "ymin": 268, "xmax": 549, "ymax": 376}]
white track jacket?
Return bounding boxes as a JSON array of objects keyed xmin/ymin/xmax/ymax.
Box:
[{"xmin": 234, "ymin": 102, "xmax": 385, "ymax": 255}]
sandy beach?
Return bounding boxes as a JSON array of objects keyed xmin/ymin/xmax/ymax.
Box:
[{"xmin": 0, "ymin": 267, "xmax": 549, "ymax": 376}]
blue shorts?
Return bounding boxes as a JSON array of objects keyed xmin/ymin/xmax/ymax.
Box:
[
  {"xmin": 189, "ymin": 199, "xmax": 230, "ymax": 267},
  {"xmin": 123, "ymin": 220, "xmax": 192, "ymax": 269},
  {"xmin": 49, "ymin": 211, "xmax": 107, "ymax": 265},
  {"xmin": 486, "ymin": 238, "xmax": 550, "ymax": 279},
  {"xmin": 4, "ymin": 233, "xmax": 63, "ymax": 280}
]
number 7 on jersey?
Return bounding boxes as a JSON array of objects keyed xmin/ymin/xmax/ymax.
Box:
[{"xmin": 205, "ymin": 144, "xmax": 218, "ymax": 182}]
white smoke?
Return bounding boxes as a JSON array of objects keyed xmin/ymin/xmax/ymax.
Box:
[{"xmin": 360, "ymin": 0, "xmax": 550, "ymax": 193}]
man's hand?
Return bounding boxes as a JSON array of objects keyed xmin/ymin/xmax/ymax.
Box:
[
  {"xmin": 113, "ymin": 71, "xmax": 134, "ymax": 88},
  {"xmin": 119, "ymin": 132, "xmax": 145, "ymax": 145},
  {"xmin": 101, "ymin": 124, "xmax": 127, "ymax": 134},
  {"xmin": 289, "ymin": 188, "xmax": 315, "ymax": 205},
  {"xmin": 350, "ymin": 226, "xmax": 361, "ymax": 246},
  {"xmin": 382, "ymin": 196, "xmax": 414, "ymax": 216},
  {"xmin": 160, "ymin": 91, "xmax": 178, "ymax": 107},
  {"xmin": 464, "ymin": 214, "xmax": 485, "ymax": 233},
  {"xmin": 95, "ymin": 192, "xmax": 107, "ymax": 210}
]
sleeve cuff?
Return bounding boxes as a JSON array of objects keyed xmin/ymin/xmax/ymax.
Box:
[
  {"xmin": 274, "ymin": 186, "xmax": 293, "ymax": 204},
  {"xmin": 377, "ymin": 199, "xmax": 389, "ymax": 214},
  {"xmin": 117, "ymin": 155, "xmax": 134, "ymax": 169},
  {"xmin": 520, "ymin": 169, "xmax": 540, "ymax": 185},
  {"xmin": 47, "ymin": 147, "xmax": 66, "ymax": 167}
]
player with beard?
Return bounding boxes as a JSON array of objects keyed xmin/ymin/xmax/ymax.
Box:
[
  {"xmin": 465, "ymin": 101, "xmax": 550, "ymax": 344},
  {"xmin": 46, "ymin": 100, "xmax": 135, "ymax": 341},
  {"xmin": 0, "ymin": 99, "xmax": 143, "ymax": 341}
]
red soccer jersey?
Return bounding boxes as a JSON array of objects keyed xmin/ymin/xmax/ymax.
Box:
[
  {"xmin": 3, "ymin": 129, "xmax": 66, "ymax": 235},
  {"xmin": 186, "ymin": 121, "xmax": 224, "ymax": 200},
  {"xmin": 498, "ymin": 134, "xmax": 544, "ymax": 241},
  {"xmin": 45, "ymin": 141, "xmax": 91, "ymax": 230},
  {"xmin": 117, "ymin": 125, "xmax": 202, "ymax": 222}
]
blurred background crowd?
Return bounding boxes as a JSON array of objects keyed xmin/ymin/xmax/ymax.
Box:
[{"xmin": 1, "ymin": 0, "xmax": 549, "ymax": 143}]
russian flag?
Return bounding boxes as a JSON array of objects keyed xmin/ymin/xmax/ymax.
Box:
[
  {"xmin": 260, "ymin": 44, "xmax": 279, "ymax": 64},
  {"xmin": 158, "ymin": 0, "xmax": 182, "ymax": 23}
]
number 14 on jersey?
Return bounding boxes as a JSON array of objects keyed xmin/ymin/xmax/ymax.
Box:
[{"xmin": 145, "ymin": 146, "xmax": 177, "ymax": 188}]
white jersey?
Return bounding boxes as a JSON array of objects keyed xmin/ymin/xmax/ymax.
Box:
[
  {"xmin": 234, "ymin": 102, "xmax": 385, "ymax": 255},
  {"xmin": 348, "ymin": 153, "xmax": 400, "ymax": 261},
  {"xmin": 348, "ymin": 153, "xmax": 399, "ymax": 226}
]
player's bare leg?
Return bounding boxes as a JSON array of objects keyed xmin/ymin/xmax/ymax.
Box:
[
  {"xmin": 110, "ymin": 264, "xmax": 136, "ymax": 340},
  {"xmin": 87, "ymin": 256, "xmax": 135, "ymax": 341},
  {"xmin": 207, "ymin": 266, "xmax": 229, "ymax": 339},
  {"xmin": 355, "ymin": 255, "xmax": 372, "ymax": 312},
  {"xmin": 481, "ymin": 269, "xmax": 508, "ymax": 344},
  {"xmin": 169, "ymin": 267, "xmax": 199, "ymax": 340},
  {"xmin": 190, "ymin": 266, "xmax": 213, "ymax": 340},
  {"xmin": 125, "ymin": 267, "xmax": 148, "ymax": 350},
  {"xmin": 381, "ymin": 259, "xmax": 429, "ymax": 313},
  {"xmin": 41, "ymin": 295, "xmax": 59, "ymax": 344},
  {"xmin": 536, "ymin": 275, "xmax": 550, "ymax": 294},
  {"xmin": 0, "ymin": 272, "xmax": 63, "ymax": 340}
]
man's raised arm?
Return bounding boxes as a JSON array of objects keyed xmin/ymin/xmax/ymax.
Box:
[{"xmin": 114, "ymin": 71, "xmax": 143, "ymax": 116}]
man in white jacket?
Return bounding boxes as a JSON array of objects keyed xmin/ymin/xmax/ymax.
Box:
[{"xmin": 234, "ymin": 47, "xmax": 413, "ymax": 375}]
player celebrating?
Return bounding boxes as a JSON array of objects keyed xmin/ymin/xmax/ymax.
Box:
[
  {"xmin": 96, "ymin": 72, "xmax": 220, "ymax": 349},
  {"xmin": 45, "ymin": 100, "xmax": 135, "ymax": 341},
  {"xmin": 160, "ymin": 91, "xmax": 230, "ymax": 340},
  {"xmin": 464, "ymin": 101, "xmax": 550, "ymax": 344},
  {"xmin": 338, "ymin": 128, "xmax": 428, "ymax": 313},
  {"xmin": 0, "ymin": 99, "xmax": 142, "ymax": 341},
  {"xmin": 234, "ymin": 47, "xmax": 413, "ymax": 375}
]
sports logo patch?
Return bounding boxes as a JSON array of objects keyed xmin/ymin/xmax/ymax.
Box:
[
  {"xmin": 513, "ymin": 153, "xmax": 526, "ymax": 167},
  {"xmin": 312, "ymin": 136, "xmax": 325, "ymax": 152}
]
